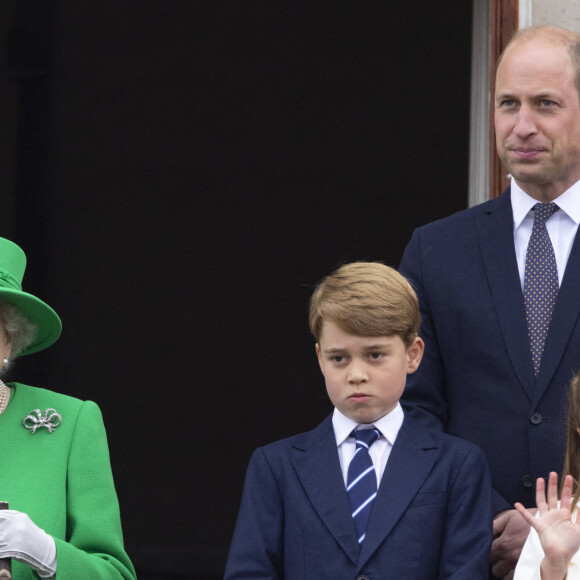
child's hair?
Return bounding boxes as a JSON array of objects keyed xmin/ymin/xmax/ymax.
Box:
[
  {"xmin": 308, "ymin": 261, "xmax": 420, "ymax": 346},
  {"xmin": 564, "ymin": 372, "xmax": 580, "ymax": 511}
]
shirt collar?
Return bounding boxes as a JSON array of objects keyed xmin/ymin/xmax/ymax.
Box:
[
  {"xmin": 332, "ymin": 403, "xmax": 404, "ymax": 447},
  {"xmin": 511, "ymin": 177, "xmax": 580, "ymax": 230}
]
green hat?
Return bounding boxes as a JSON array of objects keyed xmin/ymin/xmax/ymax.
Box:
[{"xmin": 0, "ymin": 238, "xmax": 62, "ymax": 356}]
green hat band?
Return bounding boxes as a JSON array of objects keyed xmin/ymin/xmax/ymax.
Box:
[{"xmin": 0, "ymin": 268, "xmax": 23, "ymax": 292}]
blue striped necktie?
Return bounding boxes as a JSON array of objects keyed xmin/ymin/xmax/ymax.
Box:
[
  {"xmin": 347, "ymin": 428, "xmax": 380, "ymax": 544},
  {"xmin": 523, "ymin": 202, "xmax": 559, "ymax": 376}
]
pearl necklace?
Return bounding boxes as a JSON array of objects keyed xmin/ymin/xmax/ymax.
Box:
[{"xmin": 0, "ymin": 380, "xmax": 9, "ymax": 414}]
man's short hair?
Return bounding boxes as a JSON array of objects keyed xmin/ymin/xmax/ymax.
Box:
[
  {"xmin": 309, "ymin": 261, "xmax": 420, "ymax": 346},
  {"xmin": 497, "ymin": 26, "xmax": 580, "ymax": 98}
]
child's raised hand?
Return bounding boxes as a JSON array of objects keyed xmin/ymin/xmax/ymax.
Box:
[{"xmin": 515, "ymin": 472, "xmax": 580, "ymax": 579}]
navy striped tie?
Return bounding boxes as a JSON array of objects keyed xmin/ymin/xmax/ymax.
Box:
[{"xmin": 347, "ymin": 428, "xmax": 380, "ymax": 544}]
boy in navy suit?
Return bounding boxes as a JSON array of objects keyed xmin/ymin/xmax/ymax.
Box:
[{"xmin": 224, "ymin": 262, "xmax": 492, "ymax": 579}]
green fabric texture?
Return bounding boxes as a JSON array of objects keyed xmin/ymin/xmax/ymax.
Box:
[{"xmin": 0, "ymin": 383, "xmax": 136, "ymax": 579}]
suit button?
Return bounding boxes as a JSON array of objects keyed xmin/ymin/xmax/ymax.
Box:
[
  {"xmin": 522, "ymin": 475, "xmax": 533, "ymax": 488},
  {"xmin": 530, "ymin": 413, "xmax": 542, "ymax": 425},
  {"xmin": 357, "ymin": 576, "xmax": 370, "ymax": 580}
]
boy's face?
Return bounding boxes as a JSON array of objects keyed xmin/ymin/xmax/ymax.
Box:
[{"xmin": 316, "ymin": 320, "xmax": 423, "ymax": 424}]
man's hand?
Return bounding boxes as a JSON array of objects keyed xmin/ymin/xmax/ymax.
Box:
[{"xmin": 491, "ymin": 508, "xmax": 535, "ymax": 579}]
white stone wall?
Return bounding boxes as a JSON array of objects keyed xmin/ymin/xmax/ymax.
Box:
[{"xmin": 529, "ymin": 0, "xmax": 580, "ymax": 33}]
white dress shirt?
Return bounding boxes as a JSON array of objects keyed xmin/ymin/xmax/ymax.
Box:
[
  {"xmin": 511, "ymin": 178, "xmax": 580, "ymax": 289},
  {"xmin": 332, "ymin": 403, "xmax": 404, "ymax": 488}
]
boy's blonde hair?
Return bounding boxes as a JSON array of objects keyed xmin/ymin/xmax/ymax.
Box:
[
  {"xmin": 309, "ymin": 262, "xmax": 420, "ymax": 346},
  {"xmin": 563, "ymin": 372, "xmax": 580, "ymax": 510}
]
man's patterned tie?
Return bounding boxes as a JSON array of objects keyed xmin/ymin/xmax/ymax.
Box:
[
  {"xmin": 346, "ymin": 428, "xmax": 380, "ymax": 544},
  {"xmin": 523, "ymin": 202, "xmax": 559, "ymax": 376}
]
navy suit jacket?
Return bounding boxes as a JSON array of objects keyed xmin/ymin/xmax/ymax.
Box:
[
  {"xmin": 399, "ymin": 188, "xmax": 580, "ymax": 514},
  {"xmin": 224, "ymin": 411, "xmax": 492, "ymax": 579}
]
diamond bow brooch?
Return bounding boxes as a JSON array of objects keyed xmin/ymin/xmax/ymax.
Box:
[{"xmin": 23, "ymin": 408, "xmax": 62, "ymax": 434}]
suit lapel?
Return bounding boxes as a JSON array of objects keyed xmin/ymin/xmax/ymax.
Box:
[
  {"xmin": 357, "ymin": 416, "xmax": 438, "ymax": 571},
  {"xmin": 290, "ymin": 417, "xmax": 359, "ymax": 565},
  {"xmin": 532, "ymin": 227, "xmax": 580, "ymax": 404},
  {"xmin": 476, "ymin": 190, "xmax": 535, "ymax": 397}
]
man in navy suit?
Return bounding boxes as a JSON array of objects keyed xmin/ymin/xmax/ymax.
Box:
[
  {"xmin": 225, "ymin": 262, "xmax": 491, "ymax": 579},
  {"xmin": 399, "ymin": 26, "xmax": 580, "ymax": 579}
]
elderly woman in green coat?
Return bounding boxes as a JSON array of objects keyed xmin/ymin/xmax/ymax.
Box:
[{"xmin": 0, "ymin": 238, "xmax": 136, "ymax": 579}]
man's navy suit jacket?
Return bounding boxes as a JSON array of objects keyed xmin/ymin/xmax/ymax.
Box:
[
  {"xmin": 399, "ymin": 188, "xmax": 580, "ymax": 514},
  {"xmin": 224, "ymin": 412, "xmax": 491, "ymax": 579}
]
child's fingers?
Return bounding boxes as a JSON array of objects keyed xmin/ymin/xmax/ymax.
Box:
[
  {"xmin": 561, "ymin": 474, "xmax": 574, "ymax": 510},
  {"xmin": 547, "ymin": 471, "xmax": 559, "ymax": 509},
  {"xmin": 514, "ymin": 502, "xmax": 536, "ymax": 525},
  {"xmin": 535, "ymin": 476, "xmax": 547, "ymax": 513}
]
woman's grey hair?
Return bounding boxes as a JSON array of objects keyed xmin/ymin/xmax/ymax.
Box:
[{"xmin": 0, "ymin": 300, "xmax": 38, "ymax": 367}]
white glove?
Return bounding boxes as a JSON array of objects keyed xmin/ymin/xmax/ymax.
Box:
[{"xmin": 0, "ymin": 510, "xmax": 56, "ymax": 578}]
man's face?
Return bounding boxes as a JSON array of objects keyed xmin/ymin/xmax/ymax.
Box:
[
  {"xmin": 494, "ymin": 38, "xmax": 580, "ymax": 200},
  {"xmin": 315, "ymin": 321, "xmax": 423, "ymax": 424}
]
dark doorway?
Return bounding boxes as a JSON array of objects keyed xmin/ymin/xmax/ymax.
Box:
[{"xmin": 1, "ymin": 2, "xmax": 473, "ymax": 578}]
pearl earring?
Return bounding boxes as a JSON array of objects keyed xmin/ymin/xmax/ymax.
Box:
[{"xmin": 2, "ymin": 358, "xmax": 8, "ymax": 364}]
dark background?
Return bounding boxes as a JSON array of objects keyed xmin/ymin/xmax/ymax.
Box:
[{"xmin": 0, "ymin": 2, "xmax": 473, "ymax": 578}]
